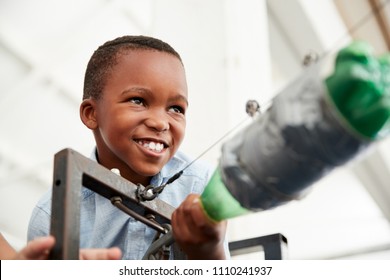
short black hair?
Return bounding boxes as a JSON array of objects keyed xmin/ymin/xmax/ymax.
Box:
[{"xmin": 83, "ymin": 35, "xmax": 183, "ymax": 100}]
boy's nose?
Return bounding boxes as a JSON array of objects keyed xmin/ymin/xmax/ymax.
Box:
[{"xmin": 144, "ymin": 113, "xmax": 170, "ymax": 132}]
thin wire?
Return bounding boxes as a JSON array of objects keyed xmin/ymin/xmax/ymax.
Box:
[
  {"xmin": 180, "ymin": 99, "xmax": 271, "ymax": 173},
  {"xmin": 140, "ymin": 115, "xmax": 251, "ymax": 200},
  {"xmin": 182, "ymin": 115, "xmax": 250, "ymax": 172}
]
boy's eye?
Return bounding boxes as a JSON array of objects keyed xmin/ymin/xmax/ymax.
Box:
[
  {"xmin": 169, "ymin": 105, "xmax": 185, "ymax": 115},
  {"xmin": 128, "ymin": 97, "xmax": 144, "ymax": 105}
]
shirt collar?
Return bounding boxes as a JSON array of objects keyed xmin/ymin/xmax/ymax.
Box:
[{"xmin": 151, "ymin": 152, "xmax": 187, "ymax": 186}]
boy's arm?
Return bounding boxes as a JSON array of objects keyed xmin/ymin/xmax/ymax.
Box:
[
  {"xmin": 13, "ymin": 235, "xmax": 56, "ymax": 260},
  {"xmin": 1, "ymin": 234, "xmax": 56, "ymax": 260},
  {"xmin": 171, "ymin": 194, "xmax": 228, "ymax": 260},
  {"xmin": 0, "ymin": 233, "xmax": 17, "ymax": 259}
]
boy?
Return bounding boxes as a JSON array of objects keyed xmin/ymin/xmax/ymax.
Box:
[{"xmin": 28, "ymin": 35, "xmax": 228, "ymax": 260}]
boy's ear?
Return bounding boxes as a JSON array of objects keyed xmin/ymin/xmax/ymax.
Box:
[{"xmin": 80, "ymin": 99, "xmax": 98, "ymax": 129}]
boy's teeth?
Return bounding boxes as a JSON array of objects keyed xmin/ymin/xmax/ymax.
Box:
[{"xmin": 139, "ymin": 141, "xmax": 164, "ymax": 152}]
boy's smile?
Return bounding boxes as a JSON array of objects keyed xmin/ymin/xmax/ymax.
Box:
[
  {"xmin": 134, "ymin": 138, "xmax": 167, "ymax": 153},
  {"xmin": 82, "ymin": 50, "xmax": 188, "ymax": 186}
]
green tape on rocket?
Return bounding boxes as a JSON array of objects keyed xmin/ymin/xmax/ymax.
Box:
[
  {"xmin": 325, "ymin": 41, "xmax": 390, "ymax": 139},
  {"xmin": 200, "ymin": 168, "xmax": 249, "ymax": 221}
]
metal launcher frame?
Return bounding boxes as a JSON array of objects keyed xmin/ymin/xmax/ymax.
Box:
[
  {"xmin": 48, "ymin": 148, "xmax": 177, "ymax": 259},
  {"xmin": 48, "ymin": 148, "xmax": 287, "ymax": 260}
]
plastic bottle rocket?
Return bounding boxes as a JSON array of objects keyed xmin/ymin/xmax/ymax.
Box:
[{"xmin": 200, "ymin": 41, "xmax": 390, "ymax": 222}]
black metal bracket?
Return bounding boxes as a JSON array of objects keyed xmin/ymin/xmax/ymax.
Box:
[{"xmin": 228, "ymin": 233, "xmax": 288, "ymax": 260}]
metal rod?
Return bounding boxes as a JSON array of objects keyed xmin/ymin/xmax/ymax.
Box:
[{"xmin": 111, "ymin": 196, "xmax": 167, "ymax": 234}]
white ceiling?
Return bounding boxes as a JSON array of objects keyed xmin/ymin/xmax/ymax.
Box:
[{"xmin": 1, "ymin": 0, "xmax": 390, "ymax": 260}]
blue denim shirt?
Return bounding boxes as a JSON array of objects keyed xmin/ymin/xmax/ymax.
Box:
[{"xmin": 27, "ymin": 149, "xmax": 229, "ymax": 260}]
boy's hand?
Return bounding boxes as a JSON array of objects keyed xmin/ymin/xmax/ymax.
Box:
[
  {"xmin": 12, "ymin": 235, "xmax": 122, "ymax": 260},
  {"xmin": 171, "ymin": 194, "xmax": 227, "ymax": 260},
  {"xmin": 80, "ymin": 247, "xmax": 122, "ymax": 260},
  {"xmin": 13, "ymin": 236, "xmax": 55, "ymax": 260}
]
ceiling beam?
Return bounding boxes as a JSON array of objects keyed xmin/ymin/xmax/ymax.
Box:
[{"xmin": 368, "ymin": 0, "xmax": 390, "ymax": 50}]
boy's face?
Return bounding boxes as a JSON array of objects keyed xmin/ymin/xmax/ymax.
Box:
[{"xmin": 90, "ymin": 50, "xmax": 188, "ymax": 185}]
